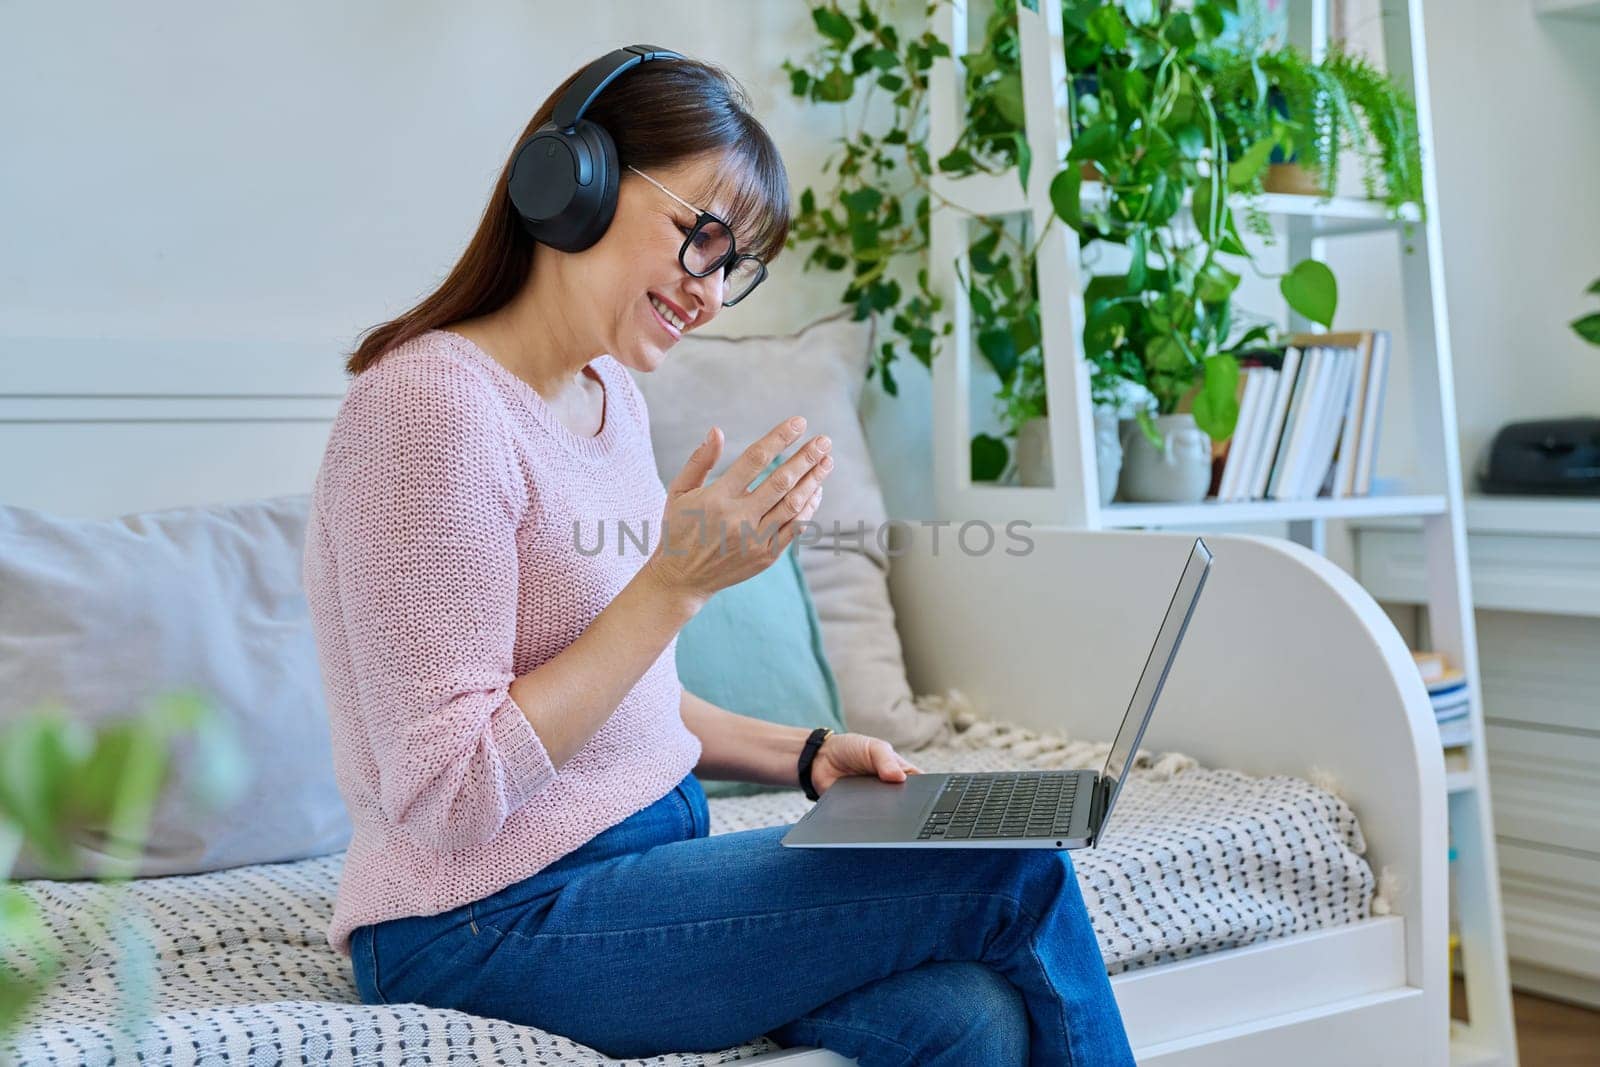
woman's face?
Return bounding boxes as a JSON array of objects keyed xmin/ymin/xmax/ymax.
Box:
[{"xmin": 576, "ymin": 152, "xmax": 752, "ymax": 373}]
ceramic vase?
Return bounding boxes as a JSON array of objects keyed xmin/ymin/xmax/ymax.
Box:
[{"xmin": 1118, "ymin": 413, "xmax": 1213, "ymax": 503}]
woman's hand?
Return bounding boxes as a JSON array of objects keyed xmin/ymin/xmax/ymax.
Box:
[
  {"xmin": 807, "ymin": 731, "xmax": 924, "ymax": 796},
  {"xmin": 645, "ymin": 416, "xmax": 833, "ymax": 605}
]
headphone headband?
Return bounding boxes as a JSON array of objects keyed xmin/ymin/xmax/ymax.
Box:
[{"xmin": 553, "ymin": 44, "xmax": 684, "ymax": 131}]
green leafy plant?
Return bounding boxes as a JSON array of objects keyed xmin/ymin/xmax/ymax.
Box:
[
  {"xmin": 1573, "ymin": 278, "xmax": 1600, "ymax": 347},
  {"xmin": 1049, "ymin": 0, "xmax": 1345, "ymax": 446},
  {"xmin": 786, "ymin": 0, "xmax": 1423, "ymax": 476},
  {"xmin": 1, "ymin": 694, "xmax": 245, "ymax": 1045}
]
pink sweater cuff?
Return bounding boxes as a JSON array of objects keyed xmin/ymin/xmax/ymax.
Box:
[{"xmin": 492, "ymin": 694, "xmax": 559, "ymax": 811}]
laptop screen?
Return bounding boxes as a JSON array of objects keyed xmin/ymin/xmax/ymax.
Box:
[{"xmin": 1097, "ymin": 538, "xmax": 1213, "ymax": 835}]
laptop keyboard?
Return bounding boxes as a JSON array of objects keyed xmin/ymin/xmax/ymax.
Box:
[{"xmin": 917, "ymin": 772, "xmax": 1082, "ymax": 840}]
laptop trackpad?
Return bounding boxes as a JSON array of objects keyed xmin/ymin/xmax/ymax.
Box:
[{"xmin": 781, "ymin": 773, "xmax": 941, "ymax": 846}]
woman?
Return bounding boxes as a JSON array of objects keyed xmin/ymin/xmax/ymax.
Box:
[{"xmin": 302, "ymin": 47, "xmax": 1134, "ymax": 1067}]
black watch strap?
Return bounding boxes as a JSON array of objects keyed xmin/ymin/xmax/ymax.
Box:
[{"xmin": 798, "ymin": 727, "xmax": 833, "ymax": 801}]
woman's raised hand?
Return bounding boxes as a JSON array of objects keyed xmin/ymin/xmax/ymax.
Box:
[{"xmin": 645, "ymin": 416, "xmax": 833, "ymax": 606}]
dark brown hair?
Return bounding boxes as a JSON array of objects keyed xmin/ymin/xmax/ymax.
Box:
[{"xmin": 346, "ymin": 55, "xmax": 790, "ymax": 375}]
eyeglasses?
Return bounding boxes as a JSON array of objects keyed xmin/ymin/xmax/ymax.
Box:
[{"xmin": 626, "ymin": 165, "xmax": 768, "ymax": 307}]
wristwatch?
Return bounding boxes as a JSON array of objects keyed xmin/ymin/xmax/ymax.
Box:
[{"xmin": 798, "ymin": 727, "xmax": 833, "ymax": 801}]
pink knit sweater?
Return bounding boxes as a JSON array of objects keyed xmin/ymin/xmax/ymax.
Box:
[{"xmin": 302, "ymin": 328, "xmax": 702, "ymax": 956}]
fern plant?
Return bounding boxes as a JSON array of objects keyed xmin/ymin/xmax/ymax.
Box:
[{"xmin": 1207, "ymin": 38, "xmax": 1425, "ymax": 224}]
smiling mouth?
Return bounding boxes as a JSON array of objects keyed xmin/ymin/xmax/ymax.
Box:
[{"xmin": 647, "ymin": 292, "xmax": 685, "ymax": 338}]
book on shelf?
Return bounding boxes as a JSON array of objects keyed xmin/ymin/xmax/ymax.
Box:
[
  {"xmin": 1268, "ymin": 345, "xmax": 1325, "ymax": 499},
  {"xmin": 1352, "ymin": 332, "xmax": 1392, "ymax": 496},
  {"xmin": 1209, "ymin": 331, "xmax": 1392, "ymax": 503},
  {"xmin": 1214, "ymin": 350, "xmax": 1283, "ymax": 502},
  {"xmin": 1289, "ymin": 347, "xmax": 1347, "ymax": 500},
  {"xmin": 1247, "ymin": 347, "xmax": 1303, "ymax": 501}
]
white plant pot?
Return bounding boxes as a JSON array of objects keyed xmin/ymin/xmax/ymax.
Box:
[
  {"xmin": 1118, "ymin": 413, "xmax": 1213, "ymax": 503},
  {"xmin": 1015, "ymin": 411, "xmax": 1122, "ymax": 507}
]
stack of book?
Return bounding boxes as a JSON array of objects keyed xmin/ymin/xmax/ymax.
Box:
[
  {"xmin": 1214, "ymin": 330, "xmax": 1392, "ymax": 502},
  {"xmin": 1413, "ymin": 650, "xmax": 1472, "ymax": 748}
]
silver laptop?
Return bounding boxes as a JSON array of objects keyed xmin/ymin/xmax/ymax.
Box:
[{"xmin": 782, "ymin": 537, "xmax": 1213, "ymax": 851}]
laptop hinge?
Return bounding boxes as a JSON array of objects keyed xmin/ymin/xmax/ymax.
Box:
[{"xmin": 1086, "ymin": 775, "xmax": 1113, "ymax": 848}]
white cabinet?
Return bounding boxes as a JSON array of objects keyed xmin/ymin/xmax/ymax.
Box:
[{"xmin": 1356, "ymin": 497, "xmax": 1600, "ymax": 1008}]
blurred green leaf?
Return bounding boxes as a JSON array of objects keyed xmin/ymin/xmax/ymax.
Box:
[
  {"xmin": 816, "ymin": 66, "xmax": 854, "ymax": 102},
  {"xmin": 812, "ymin": 5, "xmax": 854, "ymax": 48},
  {"xmin": 1573, "ymin": 312, "xmax": 1600, "ymax": 347},
  {"xmin": 936, "ymin": 147, "xmax": 976, "ymax": 173},
  {"xmin": 1192, "ymin": 353, "xmax": 1241, "ymax": 440},
  {"xmin": 1, "ymin": 694, "xmax": 243, "ymax": 1044},
  {"xmin": 971, "ymin": 434, "xmax": 1009, "ymax": 481},
  {"xmin": 1050, "ymin": 166, "xmax": 1083, "ymax": 230},
  {"xmin": 1147, "ymin": 335, "xmax": 1188, "ymax": 374},
  {"xmin": 1281, "ymin": 259, "xmax": 1338, "ymax": 327},
  {"xmin": 978, "ymin": 327, "xmax": 1019, "ymax": 379},
  {"xmin": 1196, "ymin": 260, "xmax": 1241, "ymax": 305},
  {"xmin": 1127, "ymin": 229, "xmax": 1148, "ymax": 292},
  {"xmin": 1228, "ymin": 137, "xmax": 1276, "ymax": 189}
]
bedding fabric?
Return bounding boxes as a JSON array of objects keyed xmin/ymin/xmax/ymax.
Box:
[{"xmin": 5, "ymin": 723, "xmax": 1376, "ymax": 1065}]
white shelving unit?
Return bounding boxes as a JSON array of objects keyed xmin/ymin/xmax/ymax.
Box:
[{"xmin": 925, "ymin": 1, "xmax": 1517, "ymax": 1063}]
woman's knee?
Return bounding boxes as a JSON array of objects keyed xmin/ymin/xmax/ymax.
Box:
[
  {"xmin": 916, "ymin": 961, "xmax": 1029, "ymax": 1065},
  {"xmin": 770, "ymin": 960, "xmax": 1028, "ymax": 1067},
  {"xmin": 980, "ymin": 847, "xmax": 1078, "ymax": 917}
]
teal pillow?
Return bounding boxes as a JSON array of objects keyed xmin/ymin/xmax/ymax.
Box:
[{"xmin": 675, "ymin": 458, "xmax": 845, "ymax": 798}]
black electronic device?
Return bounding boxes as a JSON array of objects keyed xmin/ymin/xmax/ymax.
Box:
[
  {"xmin": 1479, "ymin": 417, "xmax": 1600, "ymax": 495},
  {"xmin": 506, "ymin": 44, "xmax": 682, "ymax": 252}
]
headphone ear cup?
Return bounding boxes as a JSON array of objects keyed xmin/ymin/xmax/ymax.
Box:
[{"xmin": 508, "ymin": 119, "xmax": 619, "ymax": 253}]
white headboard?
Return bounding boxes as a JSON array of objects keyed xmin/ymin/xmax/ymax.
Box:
[{"xmin": 1, "ymin": 336, "xmax": 348, "ymax": 519}]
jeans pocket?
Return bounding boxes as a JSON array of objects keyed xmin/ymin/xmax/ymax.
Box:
[{"xmin": 675, "ymin": 773, "xmax": 710, "ymax": 838}]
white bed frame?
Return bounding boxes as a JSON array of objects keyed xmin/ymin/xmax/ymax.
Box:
[
  {"xmin": 757, "ymin": 527, "xmax": 1449, "ymax": 1066},
  {"xmin": 2, "ymin": 347, "xmax": 1446, "ymax": 1064}
]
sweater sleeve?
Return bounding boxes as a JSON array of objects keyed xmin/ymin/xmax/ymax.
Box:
[{"xmin": 320, "ymin": 355, "xmax": 558, "ymax": 853}]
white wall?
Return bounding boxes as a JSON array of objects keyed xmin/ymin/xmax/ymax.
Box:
[
  {"xmin": 1419, "ymin": 0, "xmax": 1600, "ymax": 482},
  {"xmin": 3, "ymin": 0, "xmax": 1593, "ymax": 521},
  {"xmin": 1331, "ymin": 0, "xmax": 1600, "ymax": 489},
  {"xmin": 0, "ymin": 0, "xmax": 937, "ymax": 519},
  {"xmin": 0, "ymin": 0, "xmax": 858, "ymax": 345}
]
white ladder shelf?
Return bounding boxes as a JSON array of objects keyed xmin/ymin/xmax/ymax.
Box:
[{"xmin": 925, "ymin": 1, "xmax": 1518, "ymax": 1063}]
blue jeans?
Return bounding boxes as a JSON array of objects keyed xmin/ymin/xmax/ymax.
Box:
[{"xmin": 350, "ymin": 772, "xmax": 1134, "ymax": 1066}]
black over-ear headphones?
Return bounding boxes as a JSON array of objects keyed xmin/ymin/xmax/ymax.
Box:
[{"xmin": 507, "ymin": 44, "xmax": 683, "ymax": 252}]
